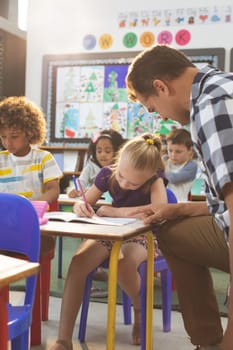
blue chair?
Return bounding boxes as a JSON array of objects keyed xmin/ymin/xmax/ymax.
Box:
[
  {"xmin": 78, "ymin": 188, "xmax": 177, "ymax": 350},
  {"xmin": 0, "ymin": 193, "xmax": 40, "ymax": 350}
]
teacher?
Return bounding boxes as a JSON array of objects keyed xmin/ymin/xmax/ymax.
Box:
[{"xmin": 126, "ymin": 45, "xmax": 233, "ymax": 350}]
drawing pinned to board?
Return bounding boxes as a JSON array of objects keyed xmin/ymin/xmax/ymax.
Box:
[
  {"xmin": 78, "ymin": 103, "xmax": 103, "ymax": 138},
  {"xmin": 155, "ymin": 119, "xmax": 181, "ymax": 135},
  {"xmin": 56, "ymin": 66, "xmax": 80, "ymax": 102},
  {"xmin": 55, "ymin": 103, "xmax": 79, "ymax": 139},
  {"xmin": 79, "ymin": 66, "xmax": 104, "ymax": 102},
  {"xmin": 62, "ymin": 104, "xmax": 79, "ymax": 138},
  {"xmin": 104, "ymin": 65, "xmax": 128, "ymax": 102},
  {"xmin": 127, "ymin": 103, "xmax": 157, "ymax": 138},
  {"xmin": 104, "ymin": 102, "xmax": 128, "ymax": 137}
]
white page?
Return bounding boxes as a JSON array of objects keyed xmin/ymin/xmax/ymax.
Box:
[{"xmin": 45, "ymin": 211, "xmax": 139, "ymax": 226}]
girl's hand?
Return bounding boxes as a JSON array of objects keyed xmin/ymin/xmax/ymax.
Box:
[
  {"xmin": 73, "ymin": 200, "xmax": 95, "ymax": 218},
  {"xmin": 96, "ymin": 205, "xmax": 152, "ymax": 219},
  {"xmin": 68, "ymin": 189, "xmax": 81, "ymax": 198},
  {"xmin": 96, "ymin": 205, "xmax": 112, "ymax": 217}
]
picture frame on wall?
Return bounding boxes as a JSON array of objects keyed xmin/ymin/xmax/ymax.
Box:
[
  {"xmin": 181, "ymin": 47, "xmax": 225, "ymax": 70},
  {"xmin": 42, "ymin": 48, "xmax": 225, "ymax": 146},
  {"xmin": 41, "ymin": 51, "xmax": 159, "ymax": 146}
]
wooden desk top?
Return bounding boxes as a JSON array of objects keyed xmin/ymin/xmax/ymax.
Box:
[
  {"xmin": 40, "ymin": 220, "xmax": 152, "ymax": 241},
  {"xmin": 0, "ymin": 254, "xmax": 39, "ymax": 288},
  {"xmin": 191, "ymin": 194, "xmax": 206, "ymax": 201},
  {"xmin": 58, "ymin": 194, "xmax": 78, "ymax": 205}
]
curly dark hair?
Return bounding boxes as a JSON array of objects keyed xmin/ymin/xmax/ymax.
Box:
[{"xmin": 0, "ymin": 96, "xmax": 47, "ymax": 145}]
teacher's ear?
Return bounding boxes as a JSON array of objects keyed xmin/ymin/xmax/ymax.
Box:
[{"xmin": 152, "ymin": 79, "xmax": 170, "ymax": 96}]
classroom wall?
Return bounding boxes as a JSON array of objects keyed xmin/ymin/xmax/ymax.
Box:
[{"xmin": 26, "ymin": 0, "xmax": 233, "ymax": 105}]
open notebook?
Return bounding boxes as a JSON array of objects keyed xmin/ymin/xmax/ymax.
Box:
[{"xmin": 45, "ymin": 211, "xmax": 139, "ymax": 226}]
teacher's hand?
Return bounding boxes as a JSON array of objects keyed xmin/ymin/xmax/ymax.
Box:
[{"xmin": 143, "ymin": 203, "xmax": 180, "ymax": 224}]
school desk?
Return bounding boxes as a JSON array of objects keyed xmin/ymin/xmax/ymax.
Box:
[
  {"xmin": 57, "ymin": 194, "xmax": 112, "ymax": 278},
  {"xmin": 39, "ymin": 220, "xmax": 154, "ymax": 350},
  {"xmin": 0, "ymin": 254, "xmax": 39, "ymax": 350}
]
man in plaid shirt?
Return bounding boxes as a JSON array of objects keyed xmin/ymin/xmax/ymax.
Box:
[{"xmin": 126, "ymin": 45, "xmax": 233, "ymax": 350}]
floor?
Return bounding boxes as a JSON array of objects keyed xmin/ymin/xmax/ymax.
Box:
[{"xmin": 11, "ymin": 291, "xmax": 227, "ymax": 350}]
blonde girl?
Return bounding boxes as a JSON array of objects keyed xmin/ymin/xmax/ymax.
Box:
[{"xmin": 51, "ymin": 133, "xmax": 168, "ymax": 350}]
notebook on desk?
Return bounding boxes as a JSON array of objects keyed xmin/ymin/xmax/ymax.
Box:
[{"xmin": 45, "ymin": 211, "xmax": 139, "ymax": 226}]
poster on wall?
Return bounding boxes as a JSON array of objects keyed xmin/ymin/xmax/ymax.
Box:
[
  {"xmin": 42, "ymin": 48, "xmax": 225, "ymax": 146},
  {"xmin": 42, "ymin": 52, "xmax": 160, "ymax": 145},
  {"xmin": 118, "ymin": 5, "xmax": 232, "ymax": 28},
  {"xmin": 54, "ymin": 63, "xmax": 158, "ymax": 141}
]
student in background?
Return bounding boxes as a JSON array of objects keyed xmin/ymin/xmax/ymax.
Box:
[
  {"xmin": 165, "ymin": 128, "xmax": 198, "ymax": 201},
  {"xmin": 68, "ymin": 128, "xmax": 124, "ymax": 198},
  {"xmin": 50, "ymin": 133, "xmax": 168, "ymax": 350},
  {"xmin": 0, "ymin": 96, "xmax": 63, "ymax": 254}
]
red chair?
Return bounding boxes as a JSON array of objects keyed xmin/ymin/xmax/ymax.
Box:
[
  {"xmin": 41, "ymin": 200, "xmax": 58, "ymax": 321},
  {"xmin": 30, "ymin": 200, "xmax": 58, "ymax": 346}
]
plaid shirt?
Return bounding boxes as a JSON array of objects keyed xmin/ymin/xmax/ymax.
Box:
[{"xmin": 190, "ymin": 65, "xmax": 233, "ymax": 239}]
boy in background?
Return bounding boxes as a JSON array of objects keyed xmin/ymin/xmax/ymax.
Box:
[{"xmin": 165, "ymin": 128, "xmax": 197, "ymax": 201}]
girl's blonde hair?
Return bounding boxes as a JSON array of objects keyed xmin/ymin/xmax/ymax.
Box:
[{"xmin": 110, "ymin": 133, "xmax": 164, "ymax": 192}]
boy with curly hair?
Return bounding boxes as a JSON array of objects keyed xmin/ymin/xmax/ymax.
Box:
[
  {"xmin": 0, "ymin": 96, "xmax": 62, "ymax": 202},
  {"xmin": 0, "ymin": 95, "xmax": 63, "ymax": 284}
]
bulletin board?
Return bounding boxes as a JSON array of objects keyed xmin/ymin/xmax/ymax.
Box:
[{"xmin": 41, "ymin": 47, "xmax": 225, "ymax": 146}]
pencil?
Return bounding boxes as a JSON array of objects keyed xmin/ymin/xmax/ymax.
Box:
[
  {"xmin": 72, "ymin": 175, "xmax": 78, "ymax": 191},
  {"xmin": 77, "ymin": 178, "xmax": 90, "ymax": 212}
]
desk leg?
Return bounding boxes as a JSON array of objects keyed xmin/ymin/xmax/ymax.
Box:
[
  {"xmin": 146, "ymin": 230, "xmax": 154, "ymax": 350},
  {"xmin": 106, "ymin": 240, "xmax": 121, "ymax": 350},
  {"xmin": 57, "ymin": 236, "xmax": 63, "ymax": 279},
  {"xmin": 0, "ymin": 286, "xmax": 9, "ymax": 350},
  {"xmin": 30, "ymin": 272, "xmax": 42, "ymax": 345}
]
